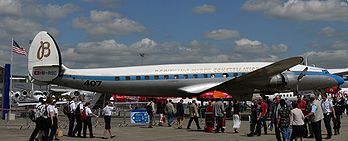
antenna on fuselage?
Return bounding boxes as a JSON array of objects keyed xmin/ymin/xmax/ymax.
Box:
[{"xmin": 139, "ymin": 53, "xmax": 145, "ymax": 65}]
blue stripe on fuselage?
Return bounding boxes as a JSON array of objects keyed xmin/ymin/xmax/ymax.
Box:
[{"xmin": 62, "ymin": 71, "xmax": 344, "ymax": 85}]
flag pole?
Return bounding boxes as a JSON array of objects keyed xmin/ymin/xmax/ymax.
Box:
[{"xmin": 9, "ymin": 38, "xmax": 13, "ymax": 114}]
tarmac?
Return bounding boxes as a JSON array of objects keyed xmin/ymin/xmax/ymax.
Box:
[{"xmin": 0, "ymin": 115, "xmax": 347, "ymax": 141}]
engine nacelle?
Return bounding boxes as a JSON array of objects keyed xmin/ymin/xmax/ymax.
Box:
[
  {"xmin": 268, "ymin": 73, "xmax": 298, "ymax": 91},
  {"xmin": 14, "ymin": 92, "xmax": 21, "ymax": 98},
  {"xmin": 269, "ymin": 74, "xmax": 287, "ymax": 88},
  {"xmin": 72, "ymin": 90, "xmax": 80, "ymax": 97},
  {"xmin": 22, "ymin": 90, "xmax": 28, "ymax": 96}
]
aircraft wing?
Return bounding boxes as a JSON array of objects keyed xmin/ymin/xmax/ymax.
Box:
[
  {"xmin": 15, "ymin": 101, "xmax": 67, "ymax": 107},
  {"xmin": 16, "ymin": 102, "xmax": 40, "ymax": 107},
  {"xmin": 327, "ymin": 68, "xmax": 348, "ymax": 76},
  {"xmin": 201, "ymin": 57, "xmax": 304, "ymax": 95}
]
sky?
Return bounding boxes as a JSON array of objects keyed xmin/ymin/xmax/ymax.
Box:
[{"xmin": 1, "ymin": 0, "xmax": 348, "ymax": 75}]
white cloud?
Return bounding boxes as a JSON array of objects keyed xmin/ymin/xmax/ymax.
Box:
[
  {"xmin": 192, "ymin": 4, "xmax": 216, "ymax": 14},
  {"xmin": 235, "ymin": 38, "xmax": 262, "ymax": 46},
  {"xmin": 272, "ymin": 44, "xmax": 288, "ymax": 53},
  {"xmin": 130, "ymin": 38, "xmax": 158, "ymax": 53},
  {"xmin": 0, "ymin": 0, "xmax": 21, "ymax": 16},
  {"xmin": 331, "ymin": 40, "xmax": 348, "ymax": 49},
  {"xmin": 204, "ymin": 29, "xmax": 240, "ymax": 40},
  {"xmin": 44, "ymin": 4, "xmax": 77, "ymax": 20},
  {"xmin": 90, "ymin": 10, "xmax": 122, "ymax": 22},
  {"xmin": 242, "ymin": 0, "xmax": 348, "ymax": 21},
  {"xmin": 73, "ymin": 10, "xmax": 145, "ymax": 36},
  {"xmin": 319, "ymin": 26, "xmax": 336, "ymax": 37},
  {"xmin": 234, "ymin": 38, "xmax": 268, "ymax": 54},
  {"xmin": 304, "ymin": 50, "xmax": 348, "ymax": 68}
]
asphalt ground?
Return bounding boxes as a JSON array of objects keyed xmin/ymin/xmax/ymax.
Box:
[{"xmin": 0, "ymin": 115, "xmax": 347, "ymax": 141}]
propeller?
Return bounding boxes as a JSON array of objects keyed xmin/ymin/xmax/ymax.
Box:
[
  {"xmin": 296, "ymin": 67, "xmax": 308, "ymax": 96},
  {"xmin": 297, "ymin": 67, "xmax": 308, "ymax": 81}
]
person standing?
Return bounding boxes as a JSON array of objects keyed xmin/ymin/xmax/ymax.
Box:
[
  {"xmin": 321, "ymin": 93, "xmax": 335, "ymax": 139},
  {"xmin": 176, "ymin": 99, "xmax": 185, "ymax": 129},
  {"xmin": 83, "ymin": 102, "xmax": 97, "ymax": 138},
  {"xmin": 332, "ymin": 96, "xmax": 344, "ymax": 135},
  {"xmin": 271, "ymin": 96, "xmax": 282, "ymax": 141},
  {"xmin": 290, "ymin": 102, "xmax": 305, "ymax": 141},
  {"xmin": 73, "ymin": 97, "xmax": 84, "ymax": 137},
  {"xmin": 47, "ymin": 99, "xmax": 58, "ymax": 141},
  {"xmin": 297, "ymin": 96, "xmax": 308, "ymax": 138},
  {"xmin": 277, "ymin": 99, "xmax": 291, "ymax": 141},
  {"xmin": 165, "ymin": 100, "xmax": 175, "ymax": 127},
  {"xmin": 156, "ymin": 101, "xmax": 165, "ymax": 126},
  {"xmin": 53, "ymin": 101, "xmax": 60, "ymax": 140},
  {"xmin": 213, "ymin": 98, "xmax": 224, "ymax": 133},
  {"xmin": 68, "ymin": 97, "xmax": 76, "ymax": 137},
  {"xmin": 146, "ymin": 101, "xmax": 155, "ymax": 128},
  {"xmin": 305, "ymin": 94, "xmax": 324, "ymax": 141},
  {"xmin": 29, "ymin": 98, "xmax": 49, "ymax": 141},
  {"xmin": 232, "ymin": 100, "xmax": 241, "ymax": 133},
  {"xmin": 187, "ymin": 100, "xmax": 201, "ymax": 130},
  {"xmin": 247, "ymin": 99, "xmax": 259, "ymax": 137},
  {"xmin": 258, "ymin": 97, "xmax": 268, "ymax": 135},
  {"xmin": 205, "ymin": 101, "xmax": 214, "ymax": 132},
  {"xmin": 103, "ymin": 102, "xmax": 115, "ymax": 139},
  {"xmin": 345, "ymin": 96, "xmax": 348, "ymax": 116}
]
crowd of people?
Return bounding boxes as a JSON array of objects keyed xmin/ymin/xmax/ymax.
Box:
[
  {"xmin": 145, "ymin": 98, "xmax": 242, "ymax": 134},
  {"xmin": 145, "ymin": 92, "xmax": 347, "ymax": 141},
  {"xmin": 29, "ymin": 96, "xmax": 116, "ymax": 141},
  {"xmin": 28, "ymin": 92, "xmax": 348, "ymax": 141},
  {"xmin": 246, "ymin": 93, "xmax": 346, "ymax": 141}
]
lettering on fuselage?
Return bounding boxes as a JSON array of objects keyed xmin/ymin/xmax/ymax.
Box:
[
  {"xmin": 34, "ymin": 70, "xmax": 57, "ymax": 76},
  {"xmin": 83, "ymin": 80, "xmax": 102, "ymax": 87},
  {"xmin": 154, "ymin": 67, "xmax": 259, "ymax": 73}
]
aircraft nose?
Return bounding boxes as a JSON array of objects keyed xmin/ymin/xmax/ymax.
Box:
[{"xmin": 331, "ymin": 74, "xmax": 345, "ymax": 85}]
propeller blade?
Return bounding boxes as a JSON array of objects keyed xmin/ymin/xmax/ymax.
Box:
[{"xmin": 298, "ymin": 67, "xmax": 308, "ymax": 81}]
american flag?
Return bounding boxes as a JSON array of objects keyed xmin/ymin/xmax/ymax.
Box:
[{"xmin": 12, "ymin": 40, "xmax": 27, "ymax": 56}]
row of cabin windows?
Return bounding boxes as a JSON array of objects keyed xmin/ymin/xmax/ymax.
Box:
[{"xmin": 114, "ymin": 73, "xmax": 246, "ymax": 81}]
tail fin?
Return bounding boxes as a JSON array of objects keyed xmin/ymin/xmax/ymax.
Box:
[{"xmin": 28, "ymin": 31, "xmax": 62, "ymax": 82}]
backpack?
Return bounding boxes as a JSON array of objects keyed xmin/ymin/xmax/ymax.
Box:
[
  {"xmin": 80, "ymin": 107, "xmax": 87, "ymax": 121},
  {"xmin": 63, "ymin": 103, "xmax": 70, "ymax": 115},
  {"xmin": 30, "ymin": 104, "xmax": 48, "ymax": 122},
  {"xmin": 28, "ymin": 109, "xmax": 36, "ymax": 122},
  {"xmin": 75, "ymin": 103, "xmax": 81, "ymax": 115},
  {"xmin": 146, "ymin": 103, "xmax": 153, "ymax": 115}
]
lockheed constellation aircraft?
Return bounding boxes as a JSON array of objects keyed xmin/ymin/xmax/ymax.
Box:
[{"xmin": 28, "ymin": 31, "xmax": 345, "ymax": 100}]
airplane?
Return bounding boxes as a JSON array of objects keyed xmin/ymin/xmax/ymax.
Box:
[
  {"xmin": 27, "ymin": 31, "xmax": 345, "ymax": 100},
  {"xmin": 11, "ymin": 90, "xmax": 47, "ymax": 103}
]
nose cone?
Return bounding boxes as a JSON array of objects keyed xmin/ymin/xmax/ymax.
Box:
[{"xmin": 331, "ymin": 74, "xmax": 345, "ymax": 85}]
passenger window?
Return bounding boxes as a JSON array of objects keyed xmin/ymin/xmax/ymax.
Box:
[
  {"xmin": 154, "ymin": 75, "xmax": 159, "ymax": 80},
  {"xmin": 174, "ymin": 75, "xmax": 179, "ymax": 79},
  {"xmin": 203, "ymin": 74, "xmax": 208, "ymax": 78},
  {"xmin": 193, "ymin": 74, "xmax": 198, "ymax": 78},
  {"xmin": 183, "ymin": 74, "xmax": 188, "ymax": 79},
  {"xmin": 210, "ymin": 74, "xmax": 215, "ymax": 78},
  {"xmin": 115, "ymin": 77, "xmax": 120, "ymax": 81},
  {"xmin": 164, "ymin": 75, "xmax": 169, "ymax": 79},
  {"xmin": 145, "ymin": 76, "xmax": 150, "ymax": 80},
  {"xmin": 136, "ymin": 76, "xmax": 141, "ymax": 80},
  {"xmin": 233, "ymin": 73, "xmax": 238, "ymax": 77},
  {"xmin": 125, "ymin": 76, "xmax": 130, "ymax": 80}
]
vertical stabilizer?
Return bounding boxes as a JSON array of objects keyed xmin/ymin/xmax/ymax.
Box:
[{"xmin": 28, "ymin": 31, "xmax": 61, "ymax": 82}]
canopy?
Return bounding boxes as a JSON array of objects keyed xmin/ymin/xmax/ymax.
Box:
[{"xmin": 199, "ymin": 90, "xmax": 232, "ymax": 99}]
